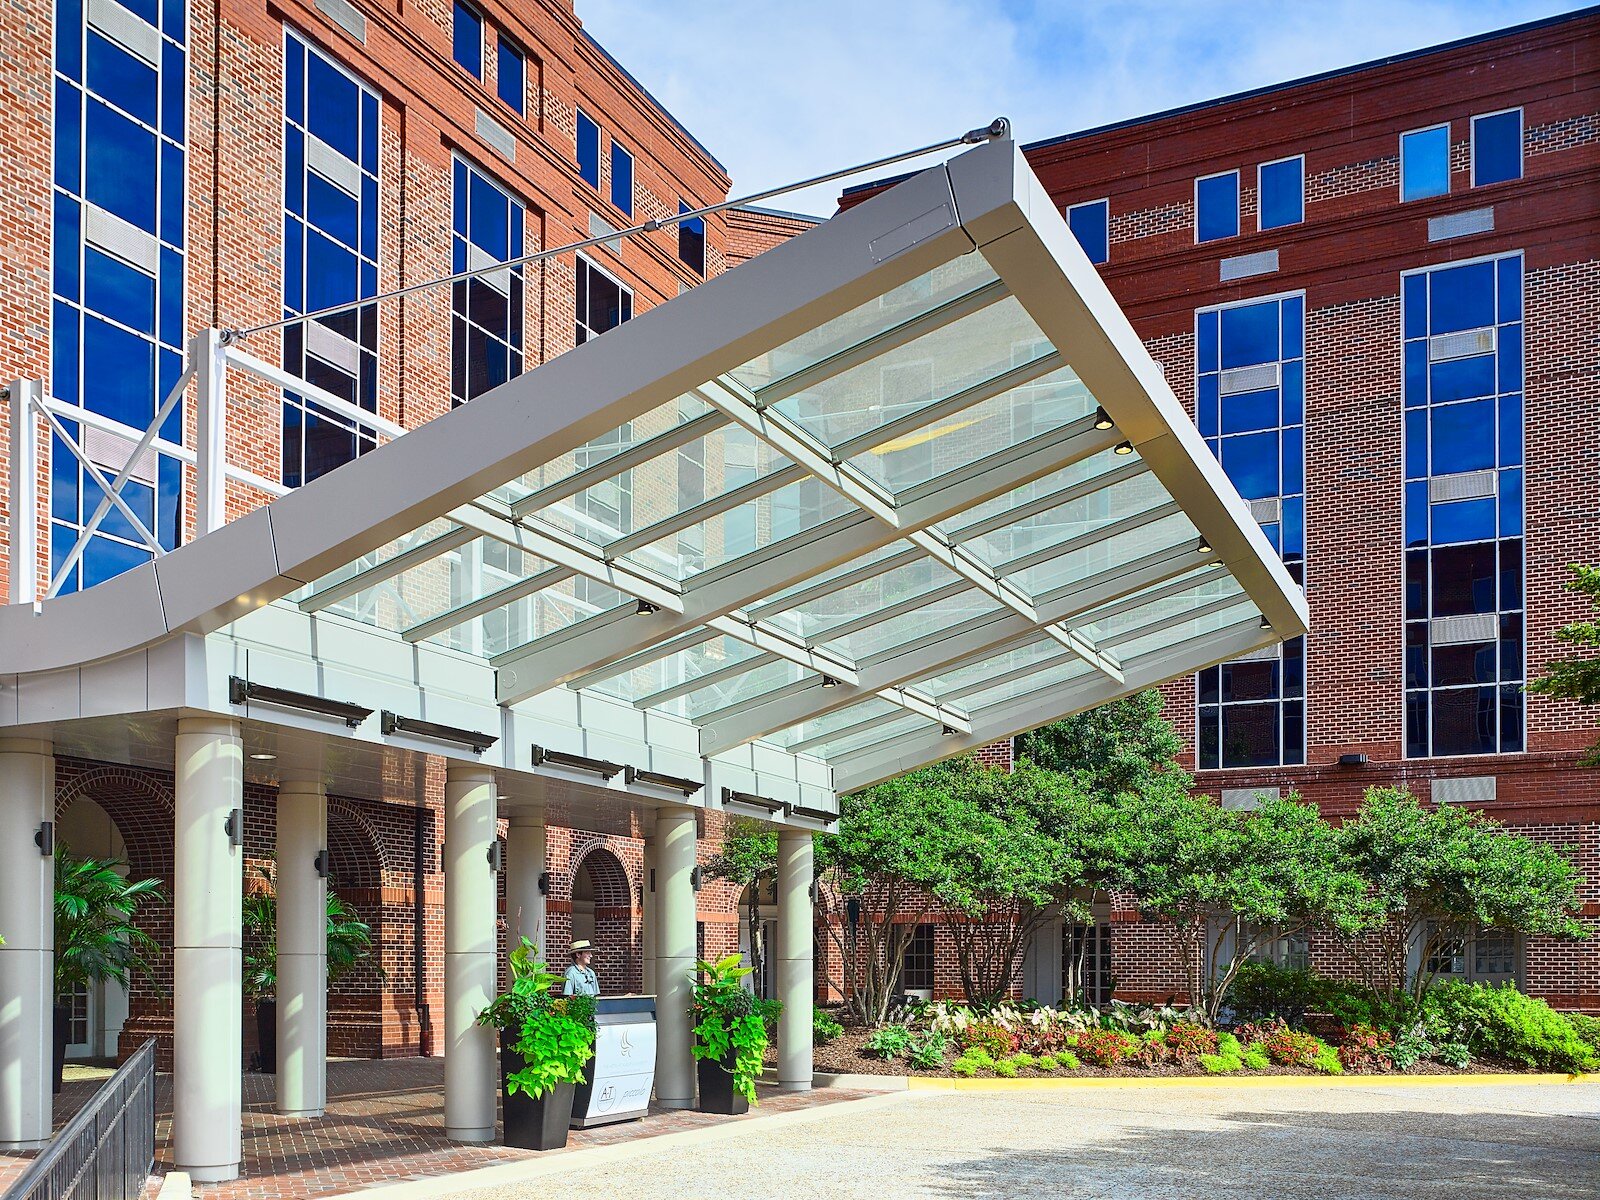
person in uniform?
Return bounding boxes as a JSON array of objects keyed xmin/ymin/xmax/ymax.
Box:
[{"xmin": 564, "ymin": 940, "xmax": 600, "ymax": 997}]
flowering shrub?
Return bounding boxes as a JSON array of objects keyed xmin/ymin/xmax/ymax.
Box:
[
  {"xmin": 1073, "ymin": 1027, "xmax": 1137, "ymax": 1067},
  {"xmin": 1338, "ymin": 1023, "xmax": 1395, "ymax": 1072},
  {"xmin": 960, "ymin": 1020, "xmax": 1019, "ymax": 1058},
  {"xmin": 1241, "ymin": 1020, "xmax": 1326, "ymax": 1068}
]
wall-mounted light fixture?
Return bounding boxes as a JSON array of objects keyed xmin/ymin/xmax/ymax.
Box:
[
  {"xmin": 690, "ymin": 866, "xmax": 703, "ymax": 891},
  {"xmin": 538, "ymin": 870, "xmax": 551, "ymax": 896},
  {"xmin": 34, "ymin": 821, "xmax": 53, "ymax": 857},
  {"xmin": 488, "ymin": 842, "xmax": 504, "ymax": 872},
  {"xmin": 313, "ymin": 849, "xmax": 330, "ymax": 879},
  {"xmin": 225, "ymin": 808, "xmax": 242, "ymax": 848}
]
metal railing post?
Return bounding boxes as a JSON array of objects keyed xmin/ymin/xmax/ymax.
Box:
[
  {"xmin": 5, "ymin": 379, "xmax": 41, "ymax": 605},
  {"xmin": 193, "ymin": 328, "xmax": 228, "ymax": 536}
]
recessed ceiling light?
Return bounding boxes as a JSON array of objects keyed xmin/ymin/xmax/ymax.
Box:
[{"xmin": 249, "ymin": 752, "xmax": 277, "ymax": 761}]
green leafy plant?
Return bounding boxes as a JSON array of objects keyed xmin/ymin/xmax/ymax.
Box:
[
  {"xmin": 54, "ymin": 850, "xmax": 165, "ymax": 1000},
  {"xmin": 1312, "ymin": 1045, "xmax": 1344, "ymax": 1075},
  {"xmin": 477, "ymin": 939, "xmax": 596, "ymax": 1099},
  {"xmin": 240, "ymin": 862, "xmax": 377, "ymax": 1000},
  {"xmin": 959, "ymin": 1019, "xmax": 1018, "ymax": 1058},
  {"xmin": 950, "ymin": 1055, "xmax": 983, "ymax": 1077},
  {"xmin": 1057, "ymin": 1050, "xmax": 1081, "ymax": 1071},
  {"xmin": 1241, "ymin": 1046, "xmax": 1271, "ymax": 1071},
  {"xmin": 1228, "ymin": 961, "xmax": 1325, "ymax": 1026},
  {"xmin": 1199, "ymin": 1052, "xmax": 1237, "ymax": 1074},
  {"xmin": 1430, "ymin": 982, "xmax": 1597, "ymax": 1072},
  {"xmin": 691, "ymin": 954, "xmax": 782, "ymax": 1105},
  {"xmin": 906, "ymin": 1030, "xmax": 949, "ymax": 1070},
  {"xmin": 813, "ymin": 1008, "xmax": 845, "ymax": 1046},
  {"xmin": 992, "ymin": 1056, "xmax": 1019, "ymax": 1078},
  {"xmin": 1035, "ymin": 1054, "xmax": 1059, "ymax": 1072},
  {"xmin": 863, "ymin": 1023, "xmax": 913, "ymax": 1059},
  {"xmin": 1241, "ymin": 1021, "xmax": 1325, "ymax": 1068}
]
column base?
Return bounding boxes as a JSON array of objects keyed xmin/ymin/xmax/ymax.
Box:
[
  {"xmin": 277, "ymin": 1107, "xmax": 324, "ymax": 1119},
  {"xmin": 447, "ymin": 1127, "xmax": 496, "ymax": 1143},
  {"xmin": 185, "ymin": 1165, "xmax": 240, "ymax": 1184},
  {"xmin": 778, "ymin": 1080, "xmax": 813, "ymax": 1092},
  {"xmin": 0, "ymin": 1138, "xmax": 50, "ymax": 1152},
  {"xmin": 655, "ymin": 1097, "xmax": 695, "ymax": 1110}
]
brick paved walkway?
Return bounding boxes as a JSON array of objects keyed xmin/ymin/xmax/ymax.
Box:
[{"xmin": 0, "ymin": 1059, "xmax": 870, "ymax": 1200}]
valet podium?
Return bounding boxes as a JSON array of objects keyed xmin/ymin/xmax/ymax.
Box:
[{"xmin": 570, "ymin": 995, "xmax": 657, "ymax": 1127}]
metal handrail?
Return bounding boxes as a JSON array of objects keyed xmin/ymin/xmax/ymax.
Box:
[{"xmin": 3, "ymin": 1039, "xmax": 157, "ymax": 1200}]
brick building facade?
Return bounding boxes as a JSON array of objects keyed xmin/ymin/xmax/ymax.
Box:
[
  {"xmin": 0, "ymin": 0, "xmax": 774, "ymax": 1064},
  {"xmin": 841, "ymin": 9, "xmax": 1600, "ymax": 1013}
]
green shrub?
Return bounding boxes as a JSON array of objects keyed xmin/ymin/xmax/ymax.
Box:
[
  {"xmin": 1312, "ymin": 1045, "xmax": 1344, "ymax": 1075},
  {"xmin": 1434, "ymin": 1041, "xmax": 1472, "ymax": 1069},
  {"xmin": 813, "ymin": 1009, "xmax": 845, "ymax": 1046},
  {"xmin": 1057, "ymin": 1051, "xmax": 1081, "ymax": 1071},
  {"xmin": 1245, "ymin": 1021, "xmax": 1325, "ymax": 1068},
  {"xmin": 1008, "ymin": 1052, "xmax": 1037, "ymax": 1070},
  {"xmin": 1241, "ymin": 1046, "xmax": 1271, "ymax": 1071},
  {"xmin": 1566, "ymin": 1013, "xmax": 1600, "ymax": 1056},
  {"xmin": 950, "ymin": 1056, "xmax": 982, "ymax": 1078},
  {"xmin": 863, "ymin": 1023, "xmax": 913, "ymax": 1060},
  {"xmin": 1216, "ymin": 1032, "xmax": 1242, "ymax": 1057},
  {"xmin": 1035, "ymin": 1055, "xmax": 1059, "ymax": 1072},
  {"xmin": 960, "ymin": 1020, "xmax": 1019, "ymax": 1059},
  {"xmin": 958, "ymin": 1047, "xmax": 995, "ymax": 1068},
  {"xmin": 1388, "ymin": 1024, "xmax": 1433, "ymax": 1072},
  {"xmin": 992, "ymin": 1057, "xmax": 1019, "ymax": 1078},
  {"xmin": 1199, "ymin": 1053, "xmax": 1241, "ymax": 1074},
  {"xmin": 1229, "ymin": 961, "xmax": 1324, "ymax": 1025},
  {"xmin": 1431, "ymin": 982, "xmax": 1598, "ymax": 1072},
  {"xmin": 906, "ymin": 1030, "xmax": 949, "ymax": 1070}
]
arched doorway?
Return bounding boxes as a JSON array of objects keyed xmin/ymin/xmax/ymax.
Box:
[
  {"xmin": 570, "ymin": 846, "xmax": 638, "ymax": 993},
  {"xmin": 55, "ymin": 797, "xmax": 132, "ymax": 1062},
  {"xmin": 325, "ymin": 801, "xmax": 387, "ymax": 1058}
]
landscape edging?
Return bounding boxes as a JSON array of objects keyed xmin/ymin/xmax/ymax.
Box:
[{"xmin": 905, "ymin": 1071, "xmax": 1594, "ymax": 1092}]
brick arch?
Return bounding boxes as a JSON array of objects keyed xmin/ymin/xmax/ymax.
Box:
[
  {"xmin": 324, "ymin": 797, "xmax": 388, "ymax": 1057},
  {"xmin": 570, "ymin": 843, "xmax": 640, "ymax": 992},
  {"xmin": 55, "ymin": 762, "xmax": 175, "ymax": 883}
]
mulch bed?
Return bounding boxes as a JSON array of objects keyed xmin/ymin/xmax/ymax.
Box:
[{"xmin": 792, "ymin": 1023, "xmax": 1519, "ymax": 1080}]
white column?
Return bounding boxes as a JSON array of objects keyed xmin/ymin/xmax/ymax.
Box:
[
  {"xmin": 775, "ymin": 828, "xmax": 814, "ymax": 1091},
  {"xmin": 504, "ymin": 813, "xmax": 545, "ymax": 955},
  {"xmin": 653, "ymin": 808, "xmax": 696, "ymax": 1109},
  {"xmin": 443, "ymin": 762, "xmax": 496, "ymax": 1142},
  {"xmin": 192, "ymin": 328, "xmax": 228, "ymax": 537},
  {"xmin": 640, "ymin": 832, "xmax": 658, "ymax": 997},
  {"xmin": 6, "ymin": 381, "xmax": 40, "ymax": 604},
  {"xmin": 276, "ymin": 777, "xmax": 327, "ymax": 1117},
  {"xmin": 0, "ymin": 737, "xmax": 54, "ymax": 1150},
  {"xmin": 173, "ymin": 716, "xmax": 244, "ymax": 1183}
]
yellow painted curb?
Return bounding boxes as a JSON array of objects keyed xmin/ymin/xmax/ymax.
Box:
[{"xmin": 907, "ymin": 1071, "xmax": 1593, "ymax": 1092}]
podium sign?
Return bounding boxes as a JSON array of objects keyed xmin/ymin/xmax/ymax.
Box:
[{"xmin": 572, "ymin": 996, "xmax": 657, "ymax": 1127}]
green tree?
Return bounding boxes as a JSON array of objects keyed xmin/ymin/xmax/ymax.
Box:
[
  {"xmin": 704, "ymin": 817, "xmax": 779, "ymax": 996},
  {"xmin": 1015, "ymin": 689, "xmax": 1184, "ymax": 802},
  {"xmin": 54, "ymin": 850, "xmax": 165, "ymax": 1001},
  {"xmin": 1335, "ymin": 786, "xmax": 1587, "ymax": 998},
  {"xmin": 1116, "ymin": 784, "xmax": 1371, "ymax": 1022},
  {"xmin": 821, "ymin": 767, "xmax": 967, "ymax": 1025},
  {"xmin": 932, "ymin": 759, "xmax": 1120, "ymax": 1006},
  {"xmin": 1528, "ymin": 564, "xmax": 1600, "ymax": 765}
]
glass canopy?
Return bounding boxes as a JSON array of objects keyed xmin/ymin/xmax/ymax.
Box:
[{"xmin": 254, "ymin": 139, "xmax": 1305, "ymax": 794}]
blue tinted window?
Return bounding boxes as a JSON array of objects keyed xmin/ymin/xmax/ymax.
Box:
[
  {"xmin": 452, "ymin": 160, "xmax": 525, "ymax": 407},
  {"xmin": 453, "ymin": 1, "xmax": 482, "ymax": 77},
  {"xmin": 1220, "ymin": 389, "xmax": 1277, "ymax": 435},
  {"xmin": 497, "ymin": 38, "xmax": 523, "ymax": 113},
  {"xmin": 1197, "ymin": 310, "xmax": 1219, "ymax": 374},
  {"xmin": 1430, "ymin": 398, "xmax": 1494, "ymax": 474},
  {"xmin": 1220, "ymin": 303, "xmax": 1278, "ymax": 368},
  {"xmin": 87, "ymin": 32, "xmax": 157, "ymax": 126},
  {"xmin": 610, "ymin": 141, "xmax": 633, "ymax": 216},
  {"xmin": 1431, "ymin": 498, "xmax": 1496, "ymax": 545},
  {"xmin": 1429, "ymin": 261, "xmax": 1494, "ymax": 333},
  {"xmin": 85, "ymin": 100, "xmax": 157, "ymax": 232},
  {"xmin": 1221, "ymin": 431, "xmax": 1278, "ymax": 499},
  {"xmin": 1258, "ymin": 157, "xmax": 1303, "ymax": 229},
  {"xmin": 1472, "ymin": 110, "xmax": 1521, "ymax": 186},
  {"xmin": 1066, "ymin": 199, "xmax": 1108, "ymax": 265},
  {"xmin": 83, "ymin": 249, "xmax": 155, "ymax": 331},
  {"xmin": 1401, "ymin": 125, "xmax": 1450, "ymax": 201},
  {"xmin": 1195, "ymin": 172, "xmax": 1238, "ymax": 242},
  {"xmin": 576, "ymin": 109, "xmax": 599, "ymax": 188},
  {"xmin": 678, "ymin": 200, "xmax": 705, "ymax": 276}
]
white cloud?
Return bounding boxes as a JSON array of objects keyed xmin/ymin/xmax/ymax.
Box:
[{"xmin": 578, "ymin": 0, "xmax": 1583, "ymax": 215}]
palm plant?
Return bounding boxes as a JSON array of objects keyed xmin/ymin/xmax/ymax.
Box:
[
  {"xmin": 241, "ymin": 863, "xmax": 377, "ymax": 999},
  {"xmin": 54, "ymin": 850, "xmax": 165, "ymax": 1001}
]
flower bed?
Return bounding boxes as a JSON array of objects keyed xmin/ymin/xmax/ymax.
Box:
[{"xmin": 797, "ymin": 985, "xmax": 1598, "ymax": 1081}]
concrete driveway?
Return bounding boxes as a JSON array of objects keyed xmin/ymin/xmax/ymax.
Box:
[{"xmin": 438, "ymin": 1081, "xmax": 1600, "ymax": 1200}]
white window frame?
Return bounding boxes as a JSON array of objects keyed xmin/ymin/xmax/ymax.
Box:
[
  {"xmin": 1255, "ymin": 154, "xmax": 1305, "ymax": 232},
  {"xmin": 575, "ymin": 251, "xmax": 633, "ymax": 345},
  {"xmin": 1400, "ymin": 122, "xmax": 1452, "ymax": 203},
  {"xmin": 1064, "ymin": 197, "xmax": 1110, "ymax": 265},
  {"xmin": 1470, "ymin": 107, "xmax": 1524, "ymax": 188},
  {"xmin": 1193, "ymin": 169, "xmax": 1240, "ymax": 244}
]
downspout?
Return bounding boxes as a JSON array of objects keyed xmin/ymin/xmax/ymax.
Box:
[{"xmin": 413, "ymin": 805, "xmax": 430, "ymax": 1056}]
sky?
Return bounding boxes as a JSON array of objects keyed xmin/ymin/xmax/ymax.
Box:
[{"xmin": 578, "ymin": 0, "xmax": 1590, "ymax": 216}]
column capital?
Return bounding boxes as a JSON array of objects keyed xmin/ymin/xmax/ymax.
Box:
[
  {"xmin": 443, "ymin": 759, "xmax": 497, "ymax": 786},
  {"xmin": 276, "ymin": 774, "xmax": 328, "ymax": 796},
  {"xmin": 176, "ymin": 714, "xmax": 242, "ymax": 740},
  {"xmin": 0, "ymin": 737, "xmax": 53, "ymax": 756}
]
